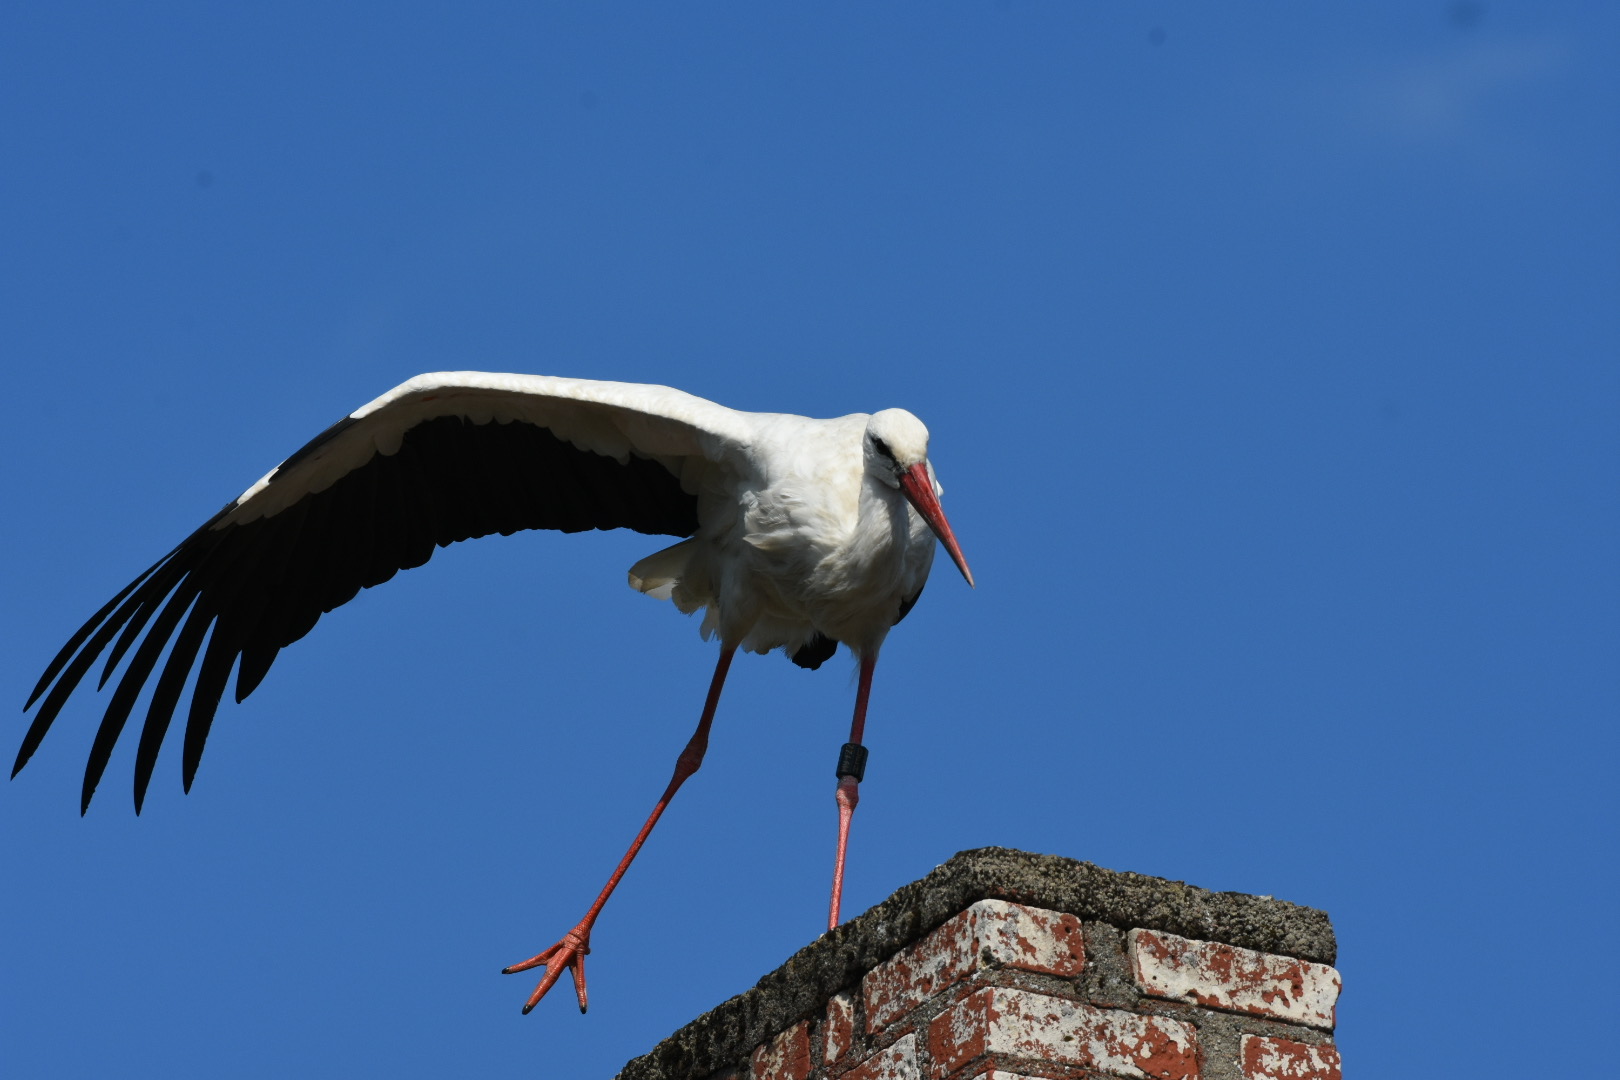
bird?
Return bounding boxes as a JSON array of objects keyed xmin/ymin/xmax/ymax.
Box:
[{"xmin": 15, "ymin": 371, "xmax": 973, "ymax": 1015}]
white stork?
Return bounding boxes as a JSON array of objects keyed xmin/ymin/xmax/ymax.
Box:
[{"xmin": 16, "ymin": 371, "xmax": 973, "ymax": 1015}]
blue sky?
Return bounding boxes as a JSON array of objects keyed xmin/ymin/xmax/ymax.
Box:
[{"xmin": 3, "ymin": 4, "xmax": 1615, "ymax": 1077}]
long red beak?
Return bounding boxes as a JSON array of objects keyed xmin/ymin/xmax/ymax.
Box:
[{"xmin": 899, "ymin": 463, "xmax": 974, "ymax": 587}]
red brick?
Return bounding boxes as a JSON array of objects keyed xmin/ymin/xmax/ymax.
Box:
[
  {"xmin": 826, "ymin": 990, "xmax": 857, "ymax": 1066},
  {"xmin": 1240, "ymin": 1035, "xmax": 1341, "ymax": 1080},
  {"xmin": 1129, "ymin": 929, "xmax": 1340, "ymax": 1029},
  {"xmin": 751, "ymin": 1019, "xmax": 813, "ymax": 1080},
  {"xmin": 864, "ymin": 900, "xmax": 1085, "ymax": 1033},
  {"xmin": 927, "ymin": 986, "xmax": 1199, "ymax": 1080},
  {"xmin": 844, "ymin": 1033, "xmax": 921, "ymax": 1080}
]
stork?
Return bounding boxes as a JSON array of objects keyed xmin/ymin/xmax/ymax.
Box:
[{"xmin": 16, "ymin": 372, "xmax": 973, "ymax": 1015}]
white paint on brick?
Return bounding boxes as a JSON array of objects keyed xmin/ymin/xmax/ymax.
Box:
[
  {"xmin": 1240, "ymin": 1034, "xmax": 1343, "ymax": 1080},
  {"xmin": 847, "ymin": 1032, "xmax": 921, "ymax": 1080},
  {"xmin": 1129, "ymin": 929, "xmax": 1340, "ymax": 1029},
  {"xmin": 863, "ymin": 899, "xmax": 1085, "ymax": 1032},
  {"xmin": 825, "ymin": 990, "xmax": 856, "ymax": 1065},
  {"xmin": 750, "ymin": 1019, "xmax": 812, "ymax": 1080},
  {"xmin": 929, "ymin": 987, "xmax": 1199, "ymax": 1080}
]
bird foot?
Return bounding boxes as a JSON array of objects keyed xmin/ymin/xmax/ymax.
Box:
[{"xmin": 502, "ymin": 926, "xmax": 592, "ymax": 1014}]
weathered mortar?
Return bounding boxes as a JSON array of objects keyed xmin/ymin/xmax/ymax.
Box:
[{"xmin": 615, "ymin": 846, "xmax": 1333, "ymax": 1080}]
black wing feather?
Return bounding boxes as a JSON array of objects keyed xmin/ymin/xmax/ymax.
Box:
[
  {"xmin": 230, "ymin": 495, "xmax": 314, "ymax": 704},
  {"xmin": 790, "ymin": 634, "xmax": 838, "ymax": 670},
  {"xmin": 23, "ymin": 413, "xmax": 701, "ymax": 810},
  {"xmin": 25, "ymin": 554, "xmax": 170, "ymax": 709},
  {"xmin": 895, "ymin": 582, "xmax": 925, "ymax": 624},
  {"xmin": 132, "ymin": 592, "xmax": 217, "ymax": 810},
  {"xmin": 121, "ymin": 589, "xmax": 204, "ymax": 811},
  {"xmin": 123, "ymin": 589, "xmax": 211, "ymax": 812},
  {"xmin": 98, "ymin": 581, "xmax": 168, "ymax": 690}
]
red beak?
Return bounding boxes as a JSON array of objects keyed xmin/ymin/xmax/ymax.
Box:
[{"xmin": 899, "ymin": 463, "xmax": 974, "ymax": 587}]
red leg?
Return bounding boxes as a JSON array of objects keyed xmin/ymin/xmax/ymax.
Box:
[
  {"xmin": 503, "ymin": 645, "xmax": 736, "ymax": 1014},
  {"xmin": 828, "ymin": 651, "xmax": 878, "ymax": 931}
]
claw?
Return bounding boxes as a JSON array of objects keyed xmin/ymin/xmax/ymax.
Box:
[
  {"xmin": 569, "ymin": 946, "xmax": 588, "ymax": 1013},
  {"xmin": 504, "ymin": 929, "xmax": 591, "ymax": 1014}
]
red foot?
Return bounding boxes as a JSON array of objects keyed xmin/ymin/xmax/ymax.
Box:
[{"xmin": 502, "ymin": 927, "xmax": 591, "ymax": 1014}]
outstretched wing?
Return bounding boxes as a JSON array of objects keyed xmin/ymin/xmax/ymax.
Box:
[{"xmin": 17, "ymin": 372, "xmax": 756, "ymax": 812}]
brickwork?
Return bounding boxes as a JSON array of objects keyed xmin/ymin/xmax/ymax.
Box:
[
  {"xmin": 617, "ymin": 849, "xmax": 1338, "ymax": 1080},
  {"xmin": 1129, "ymin": 931, "xmax": 1339, "ymax": 1030},
  {"xmin": 1238, "ymin": 1036, "xmax": 1342, "ymax": 1080},
  {"xmin": 865, "ymin": 901, "xmax": 1084, "ymax": 1033},
  {"xmin": 928, "ymin": 986, "xmax": 1199, "ymax": 1080},
  {"xmin": 751, "ymin": 1020, "xmax": 813, "ymax": 1080}
]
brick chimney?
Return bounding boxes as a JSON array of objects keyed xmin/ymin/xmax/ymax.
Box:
[{"xmin": 615, "ymin": 848, "xmax": 1341, "ymax": 1080}]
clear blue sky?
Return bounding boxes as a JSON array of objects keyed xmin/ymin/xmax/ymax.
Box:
[{"xmin": 3, "ymin": 4, "xmax": 1615, "ymax": 1077}]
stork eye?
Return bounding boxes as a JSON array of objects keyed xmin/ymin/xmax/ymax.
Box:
[{"xmin": 869, "ymin": 436, "xmax": 895, "ymax": 462}]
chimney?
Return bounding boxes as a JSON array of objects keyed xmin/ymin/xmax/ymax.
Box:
[{"xmin": 615, "ymin": 848, "xmax": 1341, "ymax": 1080}]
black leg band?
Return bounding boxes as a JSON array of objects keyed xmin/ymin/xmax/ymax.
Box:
[{"xmin": 836, "ymin": 742, "xmax": 869, "ymax": 782}]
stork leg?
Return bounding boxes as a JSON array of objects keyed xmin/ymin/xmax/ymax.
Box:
[
  {"xmin": 503, "ymin": 644, "xmax": 737, "ymax": 1014},
  {"xmin": 827, "ymin": 651, "xmax": 878, "ymax": 930}
]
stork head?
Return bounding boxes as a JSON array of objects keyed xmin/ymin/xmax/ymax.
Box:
[{"xmin": 865, "ymin": 409, "xmax": 974, "ymax": 587}]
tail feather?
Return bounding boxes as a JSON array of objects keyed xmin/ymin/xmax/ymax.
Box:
[{"xmin": 627, "ymin": 538, "xmax": 695, "ymax": 601}]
